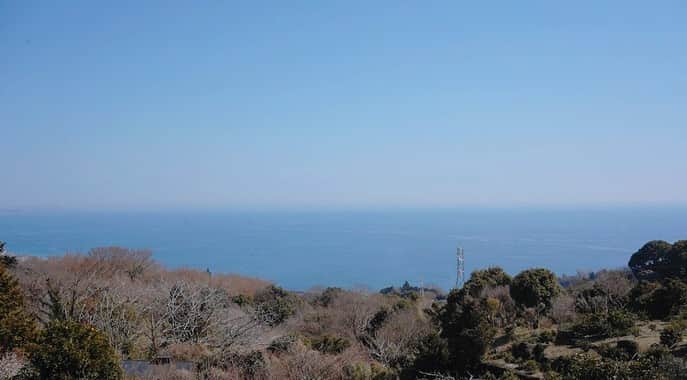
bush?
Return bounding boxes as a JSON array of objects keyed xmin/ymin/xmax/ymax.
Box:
[
  {"xmin": 254, "ymin": 285, "xmax": 300, "ymax": 326},
  {"xmin": 313, "ymin": 287, "xmax": 343, "ymax": 307},
  {"xmin": 522, "ymin": 359, "xmax": 539, "ymax": 372},
  {"xmin": 553, "ymin": 346, "xmax": 687, "ymax": 380},
  {"xmin": 533, "ymin": 343, "xmax": 547, "ymax": 363},
  {"xmin": 406, "ymin": 331, "xmax": 450, "ymax": 376},
  {"xmin": 267, "ymin": 334, "xmax": 298, "ymax": 353},
  {"xmin": 596, "ymin": 340, "xmax": 638, "ymax": 360},
  {"xmin": 567, "ymin": 309, "xmax": 637, "ymax": 341},
  {"xmin": 343, "ymin": 362, "xmax": 396, "ymax": 380},
  {"xmin": 630, "ymin": 346, "xmax": 687, "ymax": 379},
  {"xmin": 616, "ymin": 340, "xmax": 639, "ymax": 357},
  {"xmin": 552, "ymin": 353, "xmax": 631, "ymax": 379},
  {"xmin": 231, "ymin": 294, "xmax": 253, "ymax": 307},
  {"xmin": 308, "ymin": 334, "xmax": 351, "ymax": 355},
  {"xmin": 511, "ymin": 342, "xmax": 536, "ymax": 360},
  {"xmin": 660, "ymin": 320, "xmax": 687, "ymax": 347},
  {"xmin": 538, "ymin": 330, "xmax": 556, "ymax": 344},
  {"xmin": 630, "ymin": 279, "xmax": 687, "ymax": 319},
  {"xmin": 27, "ymin": 320, "xmax": 122, "ymax": 380},
  {"xmin": 510, "ymin": 269, "xmax": 560, "ymax": 312}
]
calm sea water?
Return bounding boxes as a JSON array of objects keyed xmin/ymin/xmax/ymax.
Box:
[{"xmin": 1, "ymin": 207, "xmax": 685, "ymax": 290}]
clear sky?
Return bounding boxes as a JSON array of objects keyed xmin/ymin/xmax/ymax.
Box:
[{"xmin": 2, "ymin": 1, "xmax": 686, "ymax": 210}]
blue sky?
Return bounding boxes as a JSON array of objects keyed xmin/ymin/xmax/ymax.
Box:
[{"xmin": 2, "ymin": 1, "xmax": 686, "ymax": 210}]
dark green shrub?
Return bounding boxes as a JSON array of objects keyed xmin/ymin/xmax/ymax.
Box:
[
  {"xmin": 630, "ymin": 279, "xmax": 687, "ymax": 319},
  {"xmin": 511, "ymin": 342, "xmax": 535, "ymax": 360},
  {"xmin": 538, "ymin": 330, "xmax": 556, "ymax": 343},
  {"xmin": 500, "ymin": 371, "xmax": 520, "ymax": 380},
  {"xmin": 629, "ymin": 346, "xmax": 687, "ymax": 379},
  {"xmin": 438, "ymin": 290, "xmax": 497, "ymax": 373},
  {"xmin": 406, "ymin": 332, "xmax": 450, "ymax": 376},
  {"xmin": 463, "ymin": 267, "xmax": 512, "ymax": 298},
  {"xmin": 616, "ymin": 340, "xmax": 639, "ymax": 358},
  {"xmin": 510, "ymin": 268, "xmax": 560, "ymax": 312},
  {"xmin": 254, "ymin": 285, "xmax": 300, "ymax": 326},
  {"xmin": 0, "ymin": 265, "xmax": 36, "ymax": 352},
  {"xmin": 629, "ymin": 240, "xmax": 674, "ymax": 281},
  {"xmin": 522, "ymin": 359, "xmax": 539, "ymax": 372},
  {"xmin": 0, "ymin": 255, "xmax": 17, "ymax": 269},
  {"xmin": 505, "ymin": 325, "xmax": 517, "ymax": 341},
  {"xmin": 27, "ymin": 320, "xmax": 122, "ymax": 380},
  {"xmin": 231, "ymin": 294, "xmax": 253, "ymax": 307},
  {"xmin": 553, "ymin": 346, "xmax": 687, "ymax": 380},
  {"xmin": 660, "ymin": 320, "xmax": 686, "ymax": 347},
  {"xmin": 629, "ymin": 240, "xmax": 687, "ymax": 281},
  {"xmin": 344, "ymin": 361, "xmax": 397, "ymax": 380},
  {"xmin": 267, "ymin": 334, "xmax": 298, "ymax": 353},
  {"xmin": 567, "ymin": 309, "xmax": 637, "ymax": 341},
  {"xmin": 0, "ymin": 242, "xmax": 18, "ymax": 269},
  {"xmin": 533, "ymin": 343, "xmax": 547, "ymax": 363},
  {"xmin": 552, "ymin": 353, "xmax": 631, "ymax": 379},
  {"xmin": 313, "ymin": 287, "xmax": 343, "ymax": 307},
  {"xmin": 309, "ymin": 334, "xmax": 350, "ymax": 354}
]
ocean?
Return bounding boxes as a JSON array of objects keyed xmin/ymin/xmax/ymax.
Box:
[{"xmin": 1, "ymin": 207, "xmax": 685, "ymax": 291}]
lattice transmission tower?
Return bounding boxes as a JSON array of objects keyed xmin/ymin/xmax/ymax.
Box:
[{"xmin": 455, "ymin": 247, "xmax": 465, "ymax": 289}]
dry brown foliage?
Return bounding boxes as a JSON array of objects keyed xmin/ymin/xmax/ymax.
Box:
[
  {"xmin": 367, "ymin": 308, "xmax": 431, "ymax": 366},
  {"xmin": 268, "ymin": 341, "xmax": 367, "ymax": 380},
  {"xmin": 551, "ymin": 293, "xmax": 577, "ymax": 325},
  {"xmin": 10, "ymin": 247, "xmax": 437, "ymax": 379}
]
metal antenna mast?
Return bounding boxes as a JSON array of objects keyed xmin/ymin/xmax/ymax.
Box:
[{"xmin": 455, "ymin": 247, "xmax": 465, "ymax": 289}]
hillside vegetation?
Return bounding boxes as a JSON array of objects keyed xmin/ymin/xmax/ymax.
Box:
[{"xmin": 1, "ymin": 240, "xmax": 687, "ymax": 379}]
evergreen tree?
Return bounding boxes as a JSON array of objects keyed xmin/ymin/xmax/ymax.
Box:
[
  {"xmin": 28, "ymin": 320, "xmax": 122, "ymax": 380},
  {"xmin": 0, "ymin": 264, "xmax": 36, "ymax": 352}
]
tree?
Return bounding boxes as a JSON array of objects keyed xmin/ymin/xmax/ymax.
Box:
[
  {"xmin": 510, "ymin": 268, "xmax": 560, "ymax": 312},
  {"xmin": 365, "ymin": 308, "xmax": 431, "ymax": 368},
  {"xmin": 438, "ymin": 290, "xmax": 497, "ymax": 375},
  {"xmin": 0, "ymin": 265, "xmax": 36, "ymax": 352},
  {"xmin": 165, "ymin": 282, "xmax": 224, "ymax": 344},
  {"xmin": 28, "ymin": 320, "xmax": 122, "ymax": 380},
  {"xmin": 463, "ymin": 267, "xmax": 512, "ymax": 298},
  {"xmin": 405, "ymin": 332, "xmax": 450, "ymax": 377},
  {"xmin": 0, "ymin": 241, "xmax": 17, "ymax": 269},
  {"xmin": 629, "ymin": 240, "xmax": 687, "ymax": 281}
]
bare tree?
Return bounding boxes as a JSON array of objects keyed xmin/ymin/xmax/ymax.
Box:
[
  {"xmin": 83, "ymin": 279, "xmax": 147, "ymax": 356},
  {"xmin": 268, "ymin": 342, "xmax": 351, "ymax": 380},
  {"xmin": 165, "ymin": 282, "xmax": 226, "ymax": 344},
  {"xmin": 366, "ymin": 309, "xmax": 431, "ymax": 367},
  {"xmin": 329, "ymin": 291, "xmax": 384, "ymax": 340},
  {"xmin": 551, "ymin": 293, "xmax": 577, "ymax": 325}
]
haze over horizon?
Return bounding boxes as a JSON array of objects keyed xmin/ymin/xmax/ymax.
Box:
[{"xmin": 2, "ymin": 2, "xmax": 686, "ymax": 210}]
